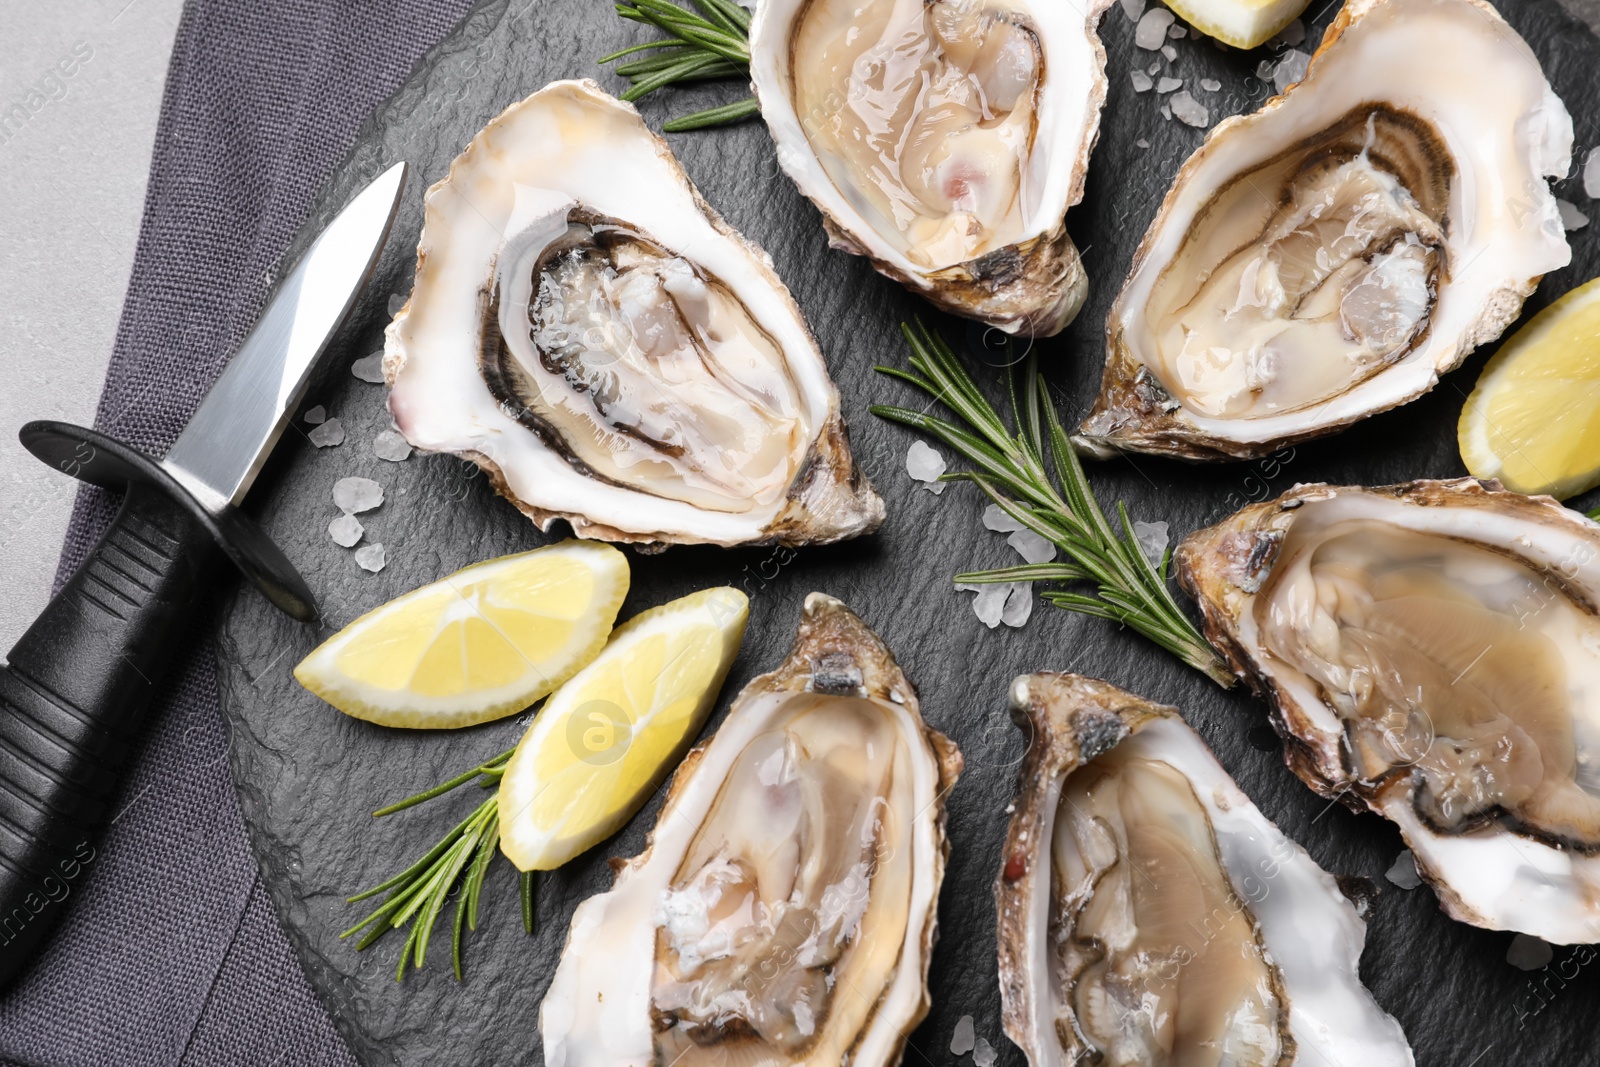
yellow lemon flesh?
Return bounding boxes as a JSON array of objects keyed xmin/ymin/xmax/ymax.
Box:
[
  {"xmin": 1166, "ymin": 0, "xmax": 1310, "ymax": 49},
  {"xmin": 497, "ymin": 586, "xmax": 749, "ymax": 871},
  {"xmin": 1460, "ymin": 276, "xmax": 1600, "ymax": 500},
  {"xmin": 294, "ymin": 541, "xmax": 629, "ymax": 729}
]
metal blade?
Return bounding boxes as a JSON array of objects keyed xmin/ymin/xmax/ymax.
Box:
[{"xmin": 164, "ymin": 162, "xmax": 406, "ymax": 509}]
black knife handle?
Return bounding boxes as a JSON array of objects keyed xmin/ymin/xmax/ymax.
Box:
[{"xmin": 0, "ymin": 422, "xmax": 317, "ymax": 986}]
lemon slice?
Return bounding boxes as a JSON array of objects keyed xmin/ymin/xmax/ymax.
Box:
[
  {"xmin": 294, "ymin": 541, "xmax": 629, "ymax": 729},
  {"xmin": 1166, "ymin": 0, "xmax": 1309, "ymax": 49},
  {"xmin": 497, "ymin": 586, "xmax": 749, "ymax": 871},
  {"xmin": 1460, "ymin": 276, "xmax": 1600, "ymax": 499}
]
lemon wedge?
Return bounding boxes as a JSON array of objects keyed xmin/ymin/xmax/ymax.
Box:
[
  {"xmin": 1460, "ymin": 276, "xmax": 1600, "ymax": 499},
  {"xmin": 1166, "ymin": 0, "xmax": 1309, "ymax": 49},
  {"xmin": 497, "ymin": 586, "xmax": 749, "ymax": 871},
  {"xmin": 294, "ymin": 541, "xmax": 629, "ymax": 729}
]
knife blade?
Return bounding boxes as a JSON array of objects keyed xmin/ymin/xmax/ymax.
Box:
[{"xmin": 0, "ymin": 161, "xmax": 407, "ymax": 987}]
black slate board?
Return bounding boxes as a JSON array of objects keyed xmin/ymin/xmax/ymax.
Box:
[{"xmin": 214, "ymin": 0, "xmax": 1600, "ymax": 1062}]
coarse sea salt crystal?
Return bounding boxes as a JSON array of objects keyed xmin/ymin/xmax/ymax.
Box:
[
  {"xmin": 1008, "ymin": 528, "xmax": 1056, "ymax": 565},
  {"xmin": 973, "ymin": 1036, "xmax": 998, "ymax": 1067},
  {"xmin": 1131, "ymin": 70, "xmax": 1154, "ymax": 92},
  {"xmin": 906, "ymin": 440, "xmax": 948, "ymax": 494},
  {"xmin": 1558, "ymin": 199, "xmax": 1590, "ymax": 231},
  {"xmin": 334, "ymin": 476, "xmax": 384, "ymax": 514},
  {"xmin": 303, "ymin": 405, "xmax": 326, "ymax": 425},
  {"xmin": 1001, "ymin": 584, "xmax": 1034, "ymax": 627},
  {"xmin": 1135, "ymin": 7, "xmax": 1174, "ymax": 48},
  {"xmin": 351, "ymin": 352, "xmax": 386, "ymax": 383},
  {"xmin": 329, "ymin": 513, "xmax": 363, "ymax": 548},
  {"xmin": 387, "ymin": 293, "xmax": 407, "ymax": 316},
  {"xmin": 1167, "ymin": 23, "xmax": 1185, "ymax": 37},
  {"xmin": 1273, "ymin": 49, "xmax": 1310, "ymax": 94},
  {"xmin": 1506, "ymin": 934, "xmax": 1553, "ymax": 971},
  {"xmin": 1136, "ymin": 138, "xmax": 1151, "ymax": 149},
  {"xmin": 1171, "ymin": 91, "xmax": 1209, "ymax": 126},
  {"xmin": 1200, "ymin": 77, "xmax": 1221, "ymax": 91},
  {"xmin": 1120, "ymin": 0, "xmax": 1146, "ymax": 21},
  {"xmin": 983, "ymin": 503, "xmax": 1024, "ymax": 533},
  {"xmin": 1585, "ymin": 146, "xmax": 1600, "ymax": 199},
  {"xmin": 1134, "ymin": 520, "xmax": 1169, "ymax": 568},
  {"xmin": 308, "ymin": 417, "xmax": 344, "ymax": 448},
  {"xmin": 1160, "ymin": 104, "xmax": 1173, "ymax": 121},
  {"xmin": 355, "ymin": 543, "xmax": 387, "ymax": 573},
  {"xmin": 1385, "ymin": 850, "xmax": 1422, "ymax": 890},
  {"xmin": 1161, "ymin": 43, "xmax": 1177, "ymax": 61},
  {"xmin": 1272, "ymin": 17, "xmax": 1306, "ymax": 45},
  {"xmin": 1256, "ymin": 58, "xmax": 1277, "ymax": 81},
  {"xmin": 956, "ymin": 582, "xmax": 1009, "ymax": 628},
  {"xmin": 951, "ymin": 1015, "xmax": 976, "ymax": 1055},
  {"xmin": 1157, "ymin": 76, "xmax": 1181, "ymax": 93},
  {"xmin": 373, "ymin": 430, "xmax": 413, "ymax": 461}
]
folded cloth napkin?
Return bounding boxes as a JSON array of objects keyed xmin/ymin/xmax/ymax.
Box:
[{"xmin": 0, "ymin": 2, "xmax": 475, "ymax": 1063}]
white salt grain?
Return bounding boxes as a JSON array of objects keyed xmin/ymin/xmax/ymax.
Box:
[
  {"xmin": 973, "ymin": 1037, "xmax": 998, "ymax": 1067},
  {"xmin": 329, "ymin": 513, "xmax": 363, "ymax": 548},
  {"xmin": 334, "ymin": 476, "xmax": 384, "ymax": 514},
  {"xmin": 1171, "ymin": 91, "xmax": 1209, "ymax": 127},
  {"xmin": 1272, "ymin": 17, "xmax": 1306, "ymax": 45},
  {"xmin": 1385, "ymin": 850, "xmax": 1422, "ymax": 890},
  {"xmin": 1008, "ymin": 528, "xmax": 1056, "ymax": 565},
  {"xmin": 1161, "ymin": 43, "xmax": 1177, "ymax": 61},
  {"xmin": 308, "ymin": 417, "xmax": 345, "ymax": 448},
  {"xmin": 387, "ymin": 293, "xmax": 407, "ymax": 316},
  {"xmin": 1585, "ymin": 146, "xmax": 1600, "ymax": 199},
  {"xmin": 373, "ymin": 430, "xmax": 413, "ymax": 462},
  {"xmin": 1136, "ymin": 138, "xmax": 1151, "ymax": 149},
  {"xmin": 982, "ymin": 503, "xmax": 1025, "ymax": 533},
  {"xmin": 956, "ymin": 583, "xmax": 1009, "ymax": 629},
  {"xmin": 1157, "ymin": 76, "xmax": 1182, "ymax": 94},
  {"xmin": 1558, "ymin": 199, "xmax": 1590, "ymax": 231},
  {"xmin": 905, "ymin": 440, "xmax": 948, "ymax": 494},
  {"xmin": 1160, "ymin": 104, "xmax": 1173, "ymax": 121},
  {"xmin": 951, "ymin": 1015, "xmax": 976, "ymax": 1056},
  {"xmin": 1120, "ymin": 0, "xmax": 1146, "ymax": 21},
  {"xmin": 1168, "ymin": 22, "xmax": 1186, "ymax": 37},
  {"xmin": 1256, "ymin": 58, "xmax": 1278, "ymax": 81},
  {"xmin": 1200, "ymin": 77, "xmax": 1221, "ymax": 91},
  {"xmin": 1506, "ymin": 934, "xmax": 1553, "ymax": 971},
  {"xmin": 1001, "ymin": 584, "xmax": 1035, "ymax": 628},
  {"xmin": 303, "ymin": 405, "xmax": 326, "ymax": 425},
  {"xmin": 1134, "ymin": 520, "xmax": 1170, "ymax": 568},
  {"xmin": 1273, "ymin": 49, "xmax": 1310, "ymax": 94},
  {"xmin": 1135, "ymin": 7, "xmax": 1175, "ymax": 48},
  {"xmin": 1131, "ymin": 70, "xmax": 1154, "ymax": 92},
  {"xmin": 351, "ymin": 352, "xmax": 386, "ymax": 384},
  {"xmin": 355, "ymin": 543, "xmax": 387, "ymax": 573}
]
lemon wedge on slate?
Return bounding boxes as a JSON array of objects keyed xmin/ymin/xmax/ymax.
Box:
[
  {"xmin": 294, "ymin": 541, "xmax": 630, "ymax": 729},
  {"xmin": 497, "ymin": 586, "xmax": 749, "ymax": 871},
  {"xmin": 1164, "ymin": 0, "xmax": 1309, "ymax": 49},
  {"xmin": 1460, "ymin": 276, "xmax": 1600, "ymax": 500}
]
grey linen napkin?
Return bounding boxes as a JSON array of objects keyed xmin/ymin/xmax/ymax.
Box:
[{"xmin": 0, "ymin": 2, "xmax": 476, "ymax": 1063}]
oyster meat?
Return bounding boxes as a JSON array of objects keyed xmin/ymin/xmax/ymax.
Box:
[
  {"xmin": 997, "ymin": 673, "xmax": 1413, "ymax": 1066},
  {"xmin": 749, "ymin": 0, "xmax": 1112, "ymax": 335},
  {"xmin": 542, "ymin": 593, "xmax": 962, "ymax": 1066},
  {"xmin": 1080, "ymin": 0, "xmax": 1572, "ymax": 459},
  {"xmin": 385, "ymin": 80, "xmax": 883, "ymax": 547},
  {"xmin": 1180, "ymin": 479, "xmax": 1600, "ymax": 942}
]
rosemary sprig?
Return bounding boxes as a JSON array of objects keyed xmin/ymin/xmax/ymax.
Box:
[
  {"xmin": 341, "ymin": 745, "xmax": 534, "ymax": 980},
  {"xmin": 872, "ymin": 320, "xmax": 1235, "ymax": 688},
  {"xmin": 600, "ymin": 0, "xmax": 758, "ymax": 132}
]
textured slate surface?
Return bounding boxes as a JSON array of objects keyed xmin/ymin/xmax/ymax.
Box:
[{"xmin": 214, "ymin": 0, "xmax": 1600, "ymax": 1063}]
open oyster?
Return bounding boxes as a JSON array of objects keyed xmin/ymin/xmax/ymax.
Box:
[
  {"xmin": 748, "ymin": 0, "xmax": 1112, "ymax": 335},
  {"xmin": 1079, "ymin": 0, "xmax": 1572, "ymax": 460},
  {"xmin": 542, "ymin": 593, "xmax": 962, "ymax": 1066},
  {"xmin": 997, "ymin": 673, "xmax": 1412, "ymax": 1066},
  {"xmin": 385, "ymin": 80, "xmax": 883, "ymax": 547},
  {"xmin": 1179, "ymin": 480, "xmax": 1600, "ymax": 943}
]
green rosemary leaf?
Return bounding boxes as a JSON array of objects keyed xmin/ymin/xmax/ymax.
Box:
[
  {"xmin": 521, "ymin": 871, "xmax": 537, "ymax": 935},
  {"xmin": 662, "ymin": 96, "xmax": 759, "ymax": 132},
  {"xmin": 873, "ymin": 322, "xmax": 1234, "ymax": 688},
  {"xmin": 602, "ymin": 0, "xmax": 755, "ymax": 126}
]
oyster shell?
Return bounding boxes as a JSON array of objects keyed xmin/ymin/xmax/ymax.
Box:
[
  {"xmin": 1179, "ymin": 479, "xmax": 1600, "ymax": 942},
  {"xmin": 996, "ymin": 673, "xmax": 1413, "ymax": 1066},
  {"xmin": 748, "ymin": 0, "xmax": 1111, "ymax": 335},
  {"xmin": 1079, "ymin": 0, "xmax": 1572, "ymax": 460},
  {"xmin": 541, "ymin": 593, "xmax": 962, "ymax": 1066},
  {"xmin": 385, "ymin": 80, "xmax": 883, "ymax": 547}
]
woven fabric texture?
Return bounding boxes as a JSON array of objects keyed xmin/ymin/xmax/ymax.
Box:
[{"xmin": 0, "ymin": 1, "xmax": 475, "ymax": 1063}]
